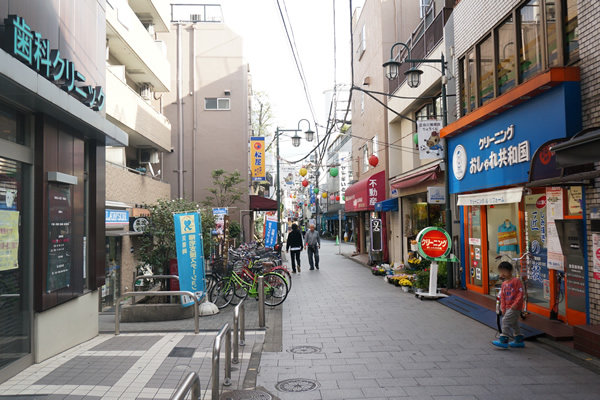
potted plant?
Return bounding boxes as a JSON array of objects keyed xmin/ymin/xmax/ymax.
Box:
[
  {"xmin": 414, "ymin": 269, "xmax": 430, "ymax": 293},
  {"xmin": 399, "ymin": 278, "xmax": 413, "ymax": 292}
]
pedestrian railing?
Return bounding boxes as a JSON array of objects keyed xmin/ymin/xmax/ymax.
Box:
[
  {"xmin": 114, "ymin": 291, "xmax": 200, "ymax": 335},
  {"xmin": 232, "ymin": 299, "xmax": 245, "ymax": 364},
  {"xmin": 132, "ymin": 274, "xmax": 180, "ymax": 304},
  {"xmin": 212, "ymin": 323, "xmax": 232, "ymax": 400},
  {"xmin": 171, "ymin": 371, "xmax": 201, "ymax": 400}
]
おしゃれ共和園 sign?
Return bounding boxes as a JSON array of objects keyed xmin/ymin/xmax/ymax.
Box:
[{"xmin": 416, "ymin": 227, "xmax": 452, "ymax": 260}]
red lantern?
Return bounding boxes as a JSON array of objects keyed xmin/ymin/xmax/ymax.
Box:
[
  {"xmin": 336, "ymin": 195, "xmax": 340, "ymax": 201},
  {"xmin": 290, "ymin": 195, "xmax": 293, "ymax": 198},
  {"xmin": 302, "ymin": 180, "xmax": 309, "ymax": 187},
  {"xmin": 368, "ymin": 154, "xmax": 379, "ymax": 167}
]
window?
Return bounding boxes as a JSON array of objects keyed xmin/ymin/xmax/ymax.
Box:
[
  {"xmin": 519, "ymin": 0, "xmax": 543, "ymax": 82},
  {"xmin": 205, "ymin": 98, "xmax": 230, "ymax": 110},
  {"xmin": 478, "ymin": 35, "xmax": 494, "ymax": 106},
  {"xmin": 362, "ymin": 145, "xmax": 369, "ymax": 173},
  {"xmin": 372, "ymin": 136, "xmax": 378, "ymax": 157},
  {"xmin": 546, "ymin": 1, "xmax": 559, "ymax": 67},
  {"xmin": 497, "ymin": 16, "xmax": 516, "ymax": 95},
  {"xmin": 459, "ymin": 57, "xmax": 467, "ymax": 116},
  {"xmin": 565, "ymin": 0, "xmax": 578, "ymax": 63},
  {"xmin": 416, "ymin": 95, "xmax": 441, "ymax": 120},
  {"xmin": 468, "ymin": 49, "xmax": 476, "ymax": 112}
]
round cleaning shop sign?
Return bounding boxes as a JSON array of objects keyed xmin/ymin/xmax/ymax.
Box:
[{"xmin": 416, "ymin": 227, "xmax": 452, "ymax": 260}]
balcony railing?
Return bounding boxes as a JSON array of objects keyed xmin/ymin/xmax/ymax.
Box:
[
  {"xmin": 171, "ymin": 4, "xmax": 223, "ymax": 23},
  {"xmin": 388, "ymin": 7, "xmax": 452, "ymax": 94}
]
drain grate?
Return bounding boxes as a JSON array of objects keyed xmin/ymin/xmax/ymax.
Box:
[
  {"xmin": 287, "ymin": 345, "xmax": 321, "ymax": 354},
  {"xmin": 275, "ymin": 378, "xmax": 320, "ymax": 392},
  {"xmin": 168, "ymin": 347, "xmax": 195, "ymax": 357},
  {"xmin": 220, "ymin": 390, "xmax": 273, "ymax": 400}
]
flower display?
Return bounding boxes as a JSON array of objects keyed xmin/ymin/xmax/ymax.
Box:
[{"xmin": 399, "ymin": 279, "xmax": 413, "ymax": 287}]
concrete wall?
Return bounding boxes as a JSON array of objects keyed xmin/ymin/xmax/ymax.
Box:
[
  {"xmin": 34, "ymin": 291, "xmax": 99, "ymax": 363},
  {"xmin": 157, "ymin": 22, "xmax": 249, "ymax": 230},
  {"xmin": 578, "ymin": 0, "xmax": 600, "ymax": 324}
]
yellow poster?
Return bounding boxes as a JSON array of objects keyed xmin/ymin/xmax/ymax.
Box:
[
  {"xmin": 0, "ymin": 210, "xmax": 19, "ymax": 271},
  {"xmin": 250, "ymin": 136, "xmax": 266, "ymax": 181}
]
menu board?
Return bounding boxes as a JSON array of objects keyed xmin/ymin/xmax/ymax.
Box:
[{"xmin": 47, "ymin": 184, "xmax": 72, "ymax": 292}]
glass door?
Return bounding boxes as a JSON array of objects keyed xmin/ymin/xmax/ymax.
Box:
[
  {"xmin": 465, "ymin": 206, "xmax": 486, "ymax": 292},
  {"xmin": 487, "ymin": 203, "xmax": 520, "ymax": 295}
]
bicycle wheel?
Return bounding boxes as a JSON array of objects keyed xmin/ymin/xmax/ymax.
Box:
[
  {"xmin": 262, "ymin": 272, "xmax": 288, "ymax": 307},
  {"xmin": 271, "ymin": 267, "xmax": 292, "ymax": 291},
  {"xmin": 231, "ymin": 276, "xmax": 249, "ymax": 304},
  {"xmin": 209, "ymin": 279, "xmax": 234, "ymax": 309}
]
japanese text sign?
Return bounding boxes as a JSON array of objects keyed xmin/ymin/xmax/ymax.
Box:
[
  {"xmin": 173, "ymin": 212, "xmax": 205, "ymax": 307},
  {"xmin": 417, "ymin": 120, "xmax": 444, "ymax": 159},
  {"xmin": 416, "ymin": 227, "xmax": 452, "ymax": 260},
  {"xmin": 2, "ymin": 15, "xmax": 105, "ymax": 111},
  {"xmin": 0, "ymin": 210, "xmax": 19, "ymax": 271},
  {"xmin": 250, "ymin": 137, "xmax": 266, "ymax": 181},
  {"xmin": 264, "ymin": 216, "xmax": 278, "ymax": 248}
]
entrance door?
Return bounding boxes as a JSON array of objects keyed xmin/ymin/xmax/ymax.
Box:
[
  {"xmin": 486, "ymin": 203, "xmax": 521, "ymax": 295},
  {"xmin": 465, "ymin": 206, "xmax": 486, "ymax": 293}
]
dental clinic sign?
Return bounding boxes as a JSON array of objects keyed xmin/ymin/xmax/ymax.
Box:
[{"xmin": 2, "ymin": 15, "xmax": 105, "ymax": 111}]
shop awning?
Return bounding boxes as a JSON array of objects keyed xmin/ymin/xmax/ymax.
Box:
[
  {"xmin": 457, "ymin": 187, "xmax": 523, "ymax": 206},
  {"xmin": 390, "ymin": 160, "xmax": 442, "ymax": 190},
  {"xmin": 249, "ymin": 195, "xmax": 278, "ymax": 211},
  {"xmin": 375, "ymin": 197, "xmax": 399, "ymax": 212},
  {"xmin": 551, "ymin": 127, "xmax": 600, "ymax": 168},
  {"xmin": 344, "ymin": 171, "xmax": 386, "ymax": 212}
]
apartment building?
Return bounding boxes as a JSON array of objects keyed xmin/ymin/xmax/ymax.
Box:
[
  {"xmin": 348, "ymin": 0, "xmax": 397, "ymax": 263},
  {"xmin": 158, "ymin": 4, "xmax": 251, "ymax": 240},
  {"xmin": 0, "ymin": 0, "xmax": 128, "ymax": 382},
  {"xmin": 102, "ymin": 0, "xmax": 173, "ymax": 309},
  {"xmin": 384, "ymin": 0, "xmax": 457, "ymax": 268}
]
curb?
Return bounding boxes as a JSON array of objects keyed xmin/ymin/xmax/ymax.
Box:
[{"xmin": 536, "ymin": 337, "xmax": 600, "ymax": 375}]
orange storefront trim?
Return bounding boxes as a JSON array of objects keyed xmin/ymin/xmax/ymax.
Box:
[{"xmin": 441, "ymin": 67, "xmax": 580, "ymax": 139}]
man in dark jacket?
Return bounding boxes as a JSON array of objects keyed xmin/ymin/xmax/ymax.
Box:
[{"xmin": 285, "ymin": 223, "xmax": 303, "ymax": 273}]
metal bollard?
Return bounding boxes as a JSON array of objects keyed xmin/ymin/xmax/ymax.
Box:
[
  {"xmin": 258, "ymin": 275, "xmax": 265, "ymax": 328},
  {"xmin": 171, "ymin": 371, "xmax": 201, "ymax": 400},
  {"xmin": 212, "ymin": 324, "xmax": 232, "ymax": 400},
  {"xmin": 233, "ymin": 299, "xmax": 246, "ymax": 364}
]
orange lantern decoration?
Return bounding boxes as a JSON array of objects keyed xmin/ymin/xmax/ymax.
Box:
[{"xmin": 368, "ymin": 154, "xmax": 379, "ymax": 167}]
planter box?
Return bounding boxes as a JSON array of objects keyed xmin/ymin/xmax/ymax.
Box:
[{"xmin": 120, "ymin": 303, "xmax": 194, "ymax": 322}]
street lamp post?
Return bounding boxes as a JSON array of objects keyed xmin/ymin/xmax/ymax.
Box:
[
  {"xmin": 275, "ymin": 119, "xmax": 314, "ymax": 244},
  {"xmin": 383, "ymin": 42, "xmax": 453, "ymax": 289}
]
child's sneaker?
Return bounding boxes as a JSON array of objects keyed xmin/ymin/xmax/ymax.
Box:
[
  {"xmin": 509, "ymin": 335, "xmax": 525, "ymax": 348},
  {"xmin": 492, "ymin": 335, "xmax": 509, "ymax": 349}
]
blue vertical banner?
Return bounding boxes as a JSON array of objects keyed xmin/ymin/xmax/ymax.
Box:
[
  {"xmin": 264, "ymin": 216, "xmax": 278, "ymax": 248},
  {"xmin": 173, "ymin": 212, "xmax": 205, "ymax": 307}
]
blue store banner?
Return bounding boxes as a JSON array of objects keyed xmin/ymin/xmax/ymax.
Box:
[
  {"xmin": 264, "ymin": 216, "xmax": 277, "ymax": 248},
  {"xmin": 173, "ymin": 212, "xmax": 205, "ymax": 307},
  {"xmin": 448, "ymin": 83, "xmax": 581, "ymax": 194}
]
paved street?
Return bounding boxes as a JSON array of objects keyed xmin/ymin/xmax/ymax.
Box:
[
  {"xmin": 257, "ymin": 240, "xmax": 600, "ymax": 400},
  {"xmin": 1, "ymin": 240, "xmax": 600, "ymax": 399}
]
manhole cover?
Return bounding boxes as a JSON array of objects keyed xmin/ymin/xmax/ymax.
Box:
[
  {"xmin": 287, "ymin": 345, "xmax": 321, "ymax": 354},
  {"xmin": 168, "ymin": 347, "xmax": 195, "ymax": 357},
  {"xmin": 275, "ymin": 378, "xmax": 320, "ymax": 392},
  {"xmin": 220, "ymin": 390, "xmax": 272, "ymax": 400}
]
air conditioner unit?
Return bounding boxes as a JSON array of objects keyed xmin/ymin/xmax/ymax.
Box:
[
  {"xmin": 140, "ymin": 83, "xmax": 152, "ymax": 101},
  {"xmin": 138, "ymin": 149, "xmax": 159, "ymax": 164}
]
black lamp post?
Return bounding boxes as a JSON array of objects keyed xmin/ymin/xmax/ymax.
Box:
[
  {"xmin": 275, "ymin": 119, "xmax": 314, "ymax": 243},
  {"xmin": 383, "ymin": 41, "xmax": 453, "ymax": 289}
]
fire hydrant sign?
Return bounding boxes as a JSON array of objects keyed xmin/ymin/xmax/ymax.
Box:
[{"xmin": 416, "ymin": 227, "xmax": 452, "ymax": 260}]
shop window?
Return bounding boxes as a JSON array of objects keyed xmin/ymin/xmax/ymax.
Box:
[
  {"xmin": 497, "ymin": 16, "xmax": 516, "ymax": 95},
  {"xmin": 478, "ymin": 35, "xmax": 494, "ymax": 106},
  {"xmin": 518, "ymin": 0, "xmax": 543, "ymax": 83},
  {"xmin": 564, "ymin": 0, "xmax": 578, "ymax": 63},
  {"xmin": 466, "ymin": 206, "xmax": 484, "ymax": 289},
  {"xmin": 487, "ymin": 203, "xmax": 520, "ymax": 295},
  {"xmin": 468, "ymin": 49, "xmax": 476, "ymax": 112},
  {"xmin": 546, "ymin": 1, "xmax": 559, "ymax": 67},
  {"xmin": 408, "ymin": 197, "xmax": 444, "ymax": 238}
]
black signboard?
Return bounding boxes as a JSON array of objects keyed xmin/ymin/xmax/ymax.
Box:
[
  {"xmin": 555, "ymin": 219, "xmax": 586, "ymax": 313},
  {"xmin": 370, "ymin": 218, "xmax": 382, "ymax": 252},
  {"xmin": 47, "ymin": 184, "xmax": 72, "ymax": 292}
]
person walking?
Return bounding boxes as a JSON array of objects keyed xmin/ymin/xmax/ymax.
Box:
[
  {"xmin": 492, "ymin": 261, "xmax": 525, "ymax": 348},
  {"xmin": 285, "ymin": 223, "xmax": 303, "ymax": 273},
  {"xmin": 304, "ymin": 224, "xmax": 321, "ymax": 270}
]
